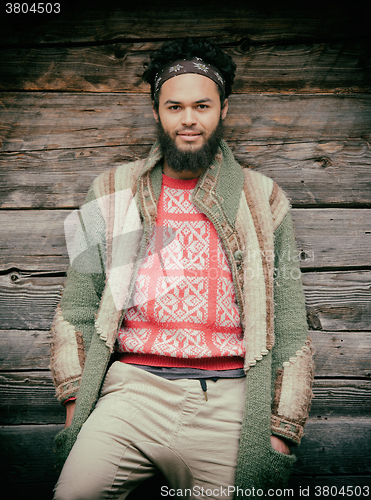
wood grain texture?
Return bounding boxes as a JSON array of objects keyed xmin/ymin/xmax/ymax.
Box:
[
  {"xmin": 0, "ymin": 271, "xmax": 64, "ymax": 329},
  {"xmin": 2, "ymin": 330, "xmax": 370, "ymax": 378},
  {"xmin": 303, "ymin": 271, "xmax": 371, "ymax": 332},
  {"xmin": 1, "ymin": 140, "xmax": 370, "ymax": 208},
  {"xmin": 0, "ymin": 418, "xmax": 369, "ymax": 490},
  {"xmin": 1, "ymin": 372, "xmax": 369, "ymax": 425},
  {"xmin": 1, "ymin": 209, "xmax": 369, "ymax": 270},
  {"xmin": 310, "ymin": 331, "xmax": 371, "ymax": 379},
  {"xmin": 0, "ymin": 329, "xmax": 52, "ymax": 370},
  {"xmin": 0, "ymin": 2, "xmax": 370, "ymax": 492},
  {"xmin": 1, "ymin": 2, "xmax": 369, "ymax": 46},
  {"xmin": 294, "ymin": 418, "xmax": 371, "ymax": 476},
  {"xmin": 0, "ymin": 269, "xmax": 369, "ymax": 331},
  {"xmin": 292, "ymin": 209, "xmax": 371, "ymax": 269},
  {"xmin": 1, "ymin": 93, "xmax": 370, "ymax": 152},
  {"xmin": 1, "ymin": 41, "xmax": 369, "ymax": 93}
]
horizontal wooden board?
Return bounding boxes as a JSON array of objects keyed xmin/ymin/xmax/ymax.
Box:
[
  {"xmin": 0, "ymin": 371, "xmax": 65, "ymax": 425},
  {"xmin": 0, "ymin": 211, "xmax": 69, "ymax": 270},
  {"xmin": 303, "ymin": 271, "xmax": 371, "ymax": 332},
  {"xmin": 294, "ymin": 418, "xmax": 371, "ymax": 476},
  {"xmin": 0, "ymin": 268, "xmax": 370, "ymax": 331},
  {"xmin": 1, "ymin": 41, "xmax": 370, "ymax": 94},
  {"xmin": 2, "ymin": 330, "xmax": 370, "ymax": 379},
  {"xmin": 0, "ymin": 272, "xmax": 371, "ymax": 332},
  {"xmin": 310, "ymin": 331, "xmax": 371, "ymax": 379},
  {"xmin": 1, "ymin": 140, "xmax": 370, "ymax": 208},
  {"xmin": 0, "ymin": 424, "xmax": 62, "ymax": 487},
  {"xmin": 310, "ymin": 380, "xmax": 371, "ymax": 419},
  {"xmin": 1, "ymin": 371, "xmax": 369, "ymax": 425},
  {"xmin": 0, "ymin": 272, "xmax": 64, "ymax": 329},
  {"xmin": 1, "ymin": 93, "xmax": 370, "ymax": 152},
  {"xmin": 0, "ymin": 418, "xmax": 369, "ymax": 491},
  {"xmin": 1, "ymin": 209, "xmax": 370, "ymax": 271},
  {"xmin": 1, "ymin": 3, "xmax": 369, "ymax": 47},
  {"xmin": 291, "ymin": 209, "xmax": 371, "ymax": 269},
  {"xmin": 0, "ymin": 330, "xmax": 52, "ymax": 370}
]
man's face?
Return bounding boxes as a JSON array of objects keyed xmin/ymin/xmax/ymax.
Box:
[{"xmin": 153, "ymin": 73, "xmax": 228, "ymax": 175}]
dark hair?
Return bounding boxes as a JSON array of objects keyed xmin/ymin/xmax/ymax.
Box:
[{"xmin": 142, "ymin": 38, "xmax": 236, "ymax": 110}]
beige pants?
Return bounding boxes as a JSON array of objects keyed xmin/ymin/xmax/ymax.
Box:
[{"xmin": 54, "ymin": 362, "xmax": 246, "ymax": 500}]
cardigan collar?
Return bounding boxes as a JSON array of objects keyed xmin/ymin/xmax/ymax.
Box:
[{"xmin": 136, "ymin": 140, "xmax": 245, "ymax": 232}]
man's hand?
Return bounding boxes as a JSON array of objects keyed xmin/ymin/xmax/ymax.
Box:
[
  {"xmin": 64, "ymin": 400, "xmax": 76, "ymax": 428},
  {"xmin": 270, "ymin": 435, "xmax": 291, "ymax": 455}
]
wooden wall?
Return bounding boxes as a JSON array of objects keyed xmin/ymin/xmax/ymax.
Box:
[{"xmin": 0, "ymin": 2, "xmax": 370, "ymax": 498}]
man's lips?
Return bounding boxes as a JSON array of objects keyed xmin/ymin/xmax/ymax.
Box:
[{"xmin": 177, "ymin": 131, "xmax": 202, "ymax": 142}]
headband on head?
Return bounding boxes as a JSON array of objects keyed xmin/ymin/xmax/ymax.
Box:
[{"xmin": 154, "ymin": 57, "xmax": 226, "ymax": 96}]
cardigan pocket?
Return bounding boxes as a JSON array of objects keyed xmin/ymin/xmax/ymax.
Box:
[{"xmin": 265, "ymin": 446, "xmax": 296, "ymax": 488}]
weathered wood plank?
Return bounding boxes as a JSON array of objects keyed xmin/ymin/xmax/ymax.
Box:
[
  {"xmin": 0, "ymin": 272, "xmax": 64, "ymax": 329},
  {"xmin": 303, "ymin": 271, "xmax": 371, "ymax": 332},
  {"xmin": 1, "ymin": 371, "xmax": 369, "ymax": 425},
  {"xmin": 0, "ymin": 418, "xmax": 369, "ymax": 490},
  {"xmin": 0, "ymin": 146, "xmax": 146, "ymax": 209},
  {"xmin": 1, "ymin": 41, "xmax": 369, "ymax": 93},
  {"xmin": 292, "ymin": 209, "xmax": 371, "ymax": 269},
  {"xmin": 1, "ymin": 140, "xmax": 370, "ymax": 208},
  {"xmin": 0, "ymin": 212, "xmax": 70, "ymax": 271},
  {"xmin": 235, "ymin": 140, "xmax": 371, "ymax": 207},
  {"xmin": 0, "ymin": 269, "xmax": 370, "ymax": 331},
  {"xmin": 0, "ymin": 424, "xmax": 62, "ymax": 487},
  {"xmin": 0, "ymin": 372, "xmax": 64, "ymax": 424},
  {"xmin": 0, "ymin": 330, "xmax": 52, "ymax": 370},
  {"xmin": 310, "ymin": 380, "xmax": 371, "ymax": 419},
  {"xmin": 1, "ymin": 4, "xmax": 368, "ymax": 47},
  {"xmin": 294, "ymin": 418, "xmax": 371, "ymax": 476},
  {"xmin": 1, "ymin": 93, "xmax": 370, "ymax": 152},
  {"xmin": 1, "ymin": 209, "xmax": 369, "ymax": 271},
  {"xmin": 310, "ymin": 331, "xmax": 371, "ymax": 379},
  {"xmin": 2, "ymin": 330, "xmax": 370, "ymax": 378}
]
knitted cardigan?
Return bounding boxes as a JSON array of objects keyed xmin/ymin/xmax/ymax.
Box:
[{"xmin": 51, "ymin": 141, "xmax": 314, "ymax": 493}]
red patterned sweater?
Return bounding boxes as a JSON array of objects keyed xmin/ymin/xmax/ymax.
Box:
[{"xmin": 116, "ymin": 174, "xmax": 244, "ymax": 370}]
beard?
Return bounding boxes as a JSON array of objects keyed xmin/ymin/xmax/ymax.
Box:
[{"xmin": 157, "ymin": 118, "xmax": 224, "ymax": 174}]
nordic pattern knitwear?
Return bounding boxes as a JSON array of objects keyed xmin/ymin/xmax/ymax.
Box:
[{"xmin": 117, "ymin": 174, "xmax": 244, "ymax": 369}]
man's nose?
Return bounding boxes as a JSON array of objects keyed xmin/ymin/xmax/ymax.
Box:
[{"xmin": 181, "ymin": 108, "xmax": 197, "ymax": 127}]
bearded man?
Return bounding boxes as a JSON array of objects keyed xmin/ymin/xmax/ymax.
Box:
[{"xmin": 51, "ymin": 38, "xmax": 314, "ymax": 500}]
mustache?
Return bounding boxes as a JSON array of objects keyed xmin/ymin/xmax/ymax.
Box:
[{"xmin": 176, "ymin": 127, "xmax": 203, "ymax": 134}]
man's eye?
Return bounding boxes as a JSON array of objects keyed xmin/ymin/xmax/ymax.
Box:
[
  {"xmin": 198, "ymin": 104, "xmax": 208, "ymax": 109},
  {"xmin": 169, "ymin": 105, "xmax": 180, "ymax": 110}
]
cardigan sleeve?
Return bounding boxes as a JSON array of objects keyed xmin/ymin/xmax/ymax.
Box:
[
  {"xmin": 270, "ymin": 209, "xmax": 315, "ymax": 445},
  {"xmin": 50, "ymin": 186, "xmax": 107, "ymax": 404}
]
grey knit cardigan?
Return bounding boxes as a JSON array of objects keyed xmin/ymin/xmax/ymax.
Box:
[{"xmin": 51, "ymin": 141, "xmax": 314, "ymax": 493}]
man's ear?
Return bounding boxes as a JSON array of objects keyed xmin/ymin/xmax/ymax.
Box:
[
  {"xmin": 221, "ymin": 99, "xmax": 228, "ymax": 120},
  {"xmin": 152, "ymin": 103, "xmax": 159, "ymax": 123}
]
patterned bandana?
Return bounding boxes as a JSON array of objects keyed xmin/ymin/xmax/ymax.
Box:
[{"xmin": 154, "ymin": 57, "xmax": 226, "ymax": 96}]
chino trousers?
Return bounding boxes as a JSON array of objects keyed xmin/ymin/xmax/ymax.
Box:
[{"xmin": 54, "ymin": 362, "xmax": 246, "ymax": 500}]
